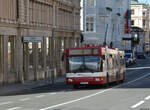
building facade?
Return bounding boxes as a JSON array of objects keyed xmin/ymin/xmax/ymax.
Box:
[
  {"xmin": 0, "ymin": 0, "xmax": 81, "ymax": 85},
  {"xmin": 131, "ymin": 0, "xmax": 150, "ymax": 53},
  {"xmin": 82, "ymin": 0, "xmax": 131, "ymax": 50}
]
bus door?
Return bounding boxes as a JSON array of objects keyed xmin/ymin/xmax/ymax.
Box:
[
  {"xmin": 114, "ymin": 54, "xmax": 121, "ymax": 81},
  {"xmin": 102, "ymin": 54, "xmax": 107, "ymax": 73},
  {"xmin": 107, "ymin": 54, "xmax": 114, "ymax": 82}
]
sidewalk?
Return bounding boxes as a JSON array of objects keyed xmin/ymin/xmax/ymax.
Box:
[{"xmin": 0, "ymin": 75, "xmax": 66, "ymax": 96}]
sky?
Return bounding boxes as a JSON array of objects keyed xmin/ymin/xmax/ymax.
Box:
[{"xmin": 138, "ymin": 0, "xmax": 150, "ymax": 4}]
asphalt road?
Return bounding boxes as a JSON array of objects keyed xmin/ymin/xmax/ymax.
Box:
[{"xmin": 0, "ymin": 58, "xmax": 150, "ymax": 110}]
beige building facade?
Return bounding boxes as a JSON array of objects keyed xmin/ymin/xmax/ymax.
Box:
[
  {"xmin": 131, "ymin": 1, "xmax": 150, "ymax": 52},
  {"xmin": 0, "ymin": 0, "xmax": 81, "ymax": 85}
]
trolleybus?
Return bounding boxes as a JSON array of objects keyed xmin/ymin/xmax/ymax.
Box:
[{"xmin": 65, "ymin": 46, "xmax": 126, "ymax": 88}]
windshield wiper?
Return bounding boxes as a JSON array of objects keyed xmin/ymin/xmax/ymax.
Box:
[
  {"xmin": 84, "ymin": 66, "xmax": 94, "ymax": 73},
  {"xmin": 72, "ymin": 64, "xmax": 95, "ymax": 73}
]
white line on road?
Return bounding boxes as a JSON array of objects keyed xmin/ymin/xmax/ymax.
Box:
[
  {"xmin": 7, "ymin": 107, "xmax": 22, "ymax": 110},
  {"xmin": 131, "ymin": 101, "xmax": 145, "ymax": 109},
  {"xmin": 39, "ymin": 73, "xmax": 150, "ymax": 110},
  {"xmin": 127, "ymin": 66, "xmax": 150, "ymax": 70},
  {"xmin": 50, "ymin": 93, "xmax": 57, "ymax": 95},
  {"xmin": 36, "ymin": 95, "xmax": 45, "ymax": 98},
  {"xmin": 145, "ymin": 95, "xmax": 150, "ymax": 100},
  {"xmin": 40, "ymin": 89, "xmax": 111, "ymax": 110},
  {"xmin": 19, "ymin": 98, "xmax": 30, "ymax": 101},
  {"xmin": 0, "ymin": 101, "xmax": 12, "ymax": 106},
  {"xmin": 124, "ymin": 73, "xmax": 150, "ymax": 85}
]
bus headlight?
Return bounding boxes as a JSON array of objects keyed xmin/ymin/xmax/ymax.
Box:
[
  {"xmin": 68, "ymin": 78, "xmax": 73, "ymax": 82},
  {"xmin": 95, "ymin": 77, "xmax": 104, "ymax": 81},
  {"xmin": 95, "ymin": 78, "xmax": 100, "ymax": 81}
]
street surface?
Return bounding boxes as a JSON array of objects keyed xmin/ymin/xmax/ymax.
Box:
[{"xmin": 0, "ymin": 58, "xmax": 150, "ymax": 110}]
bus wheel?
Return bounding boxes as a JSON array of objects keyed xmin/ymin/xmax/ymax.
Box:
[
  {"xmin": 104, "ymin": 75, "xmax": 109, "ymax": 87},
  {"xmin": 120, "ymin": 73, "xmax": 125, "ymax": 83},
  {"xmin": 73, "ymin": 85, "xmax": 79, "ymax": 89},
  {"xmin": 116, "ymin": 73, "xmax": 119, "ymax": 84}
]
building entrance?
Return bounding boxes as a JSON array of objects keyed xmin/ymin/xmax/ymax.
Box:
[{"xmin": 23, "ymin": 37, "xmax": 44, "ymax": 81}]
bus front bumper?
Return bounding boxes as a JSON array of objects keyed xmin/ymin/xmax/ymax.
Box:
[{"xmin": 66, "ymin": 77, "xmax": 107, "ymax": 85}]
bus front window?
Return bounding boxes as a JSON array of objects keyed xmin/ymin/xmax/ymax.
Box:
[
  {"xmin": 68, "ymin": 56, "xmax": 101, "ymax": 73},
  {"xmin": 68, "ymin": 57, "xmax": 83, "ymax": 73}
]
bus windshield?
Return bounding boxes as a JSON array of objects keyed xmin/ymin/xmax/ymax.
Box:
[{"xmin": 68, "ymin": 56, "xmax": 102, "ymax": 73}]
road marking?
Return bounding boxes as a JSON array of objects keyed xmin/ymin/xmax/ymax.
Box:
[
  {"xmin": 40, "ymin": 89, "xmax": 111, "ymax": 110},
  {"xmin": 40, "ymin": 73, "xmax": 150, "ymax": 110},
  {"xmin": 19, "ymin": 98, "xmax": 30, "ymax": 101},
  {"xmin": 50, "ymin": 93, "xmax": 56, "ymax": 95},
  {"xmin": 131, "ymin": 101, "xmax": 145, "ymax": 109},
  {"xmin": 124, "ymin": 73, "xmax": 150, "ymax": 85},
  {"xmin": 36, "ymin": 95, "xmax": 45, "ymax": 98},
  {"xmin": 126, "ymin": 70, "xmax": 139, "ymax": 75},
  {"xmin": 127, "ymin": 66, "xmax": 150, "ymax": 70},
  {"xmin": 7, "ymin": 107, "xmax": 22, "ymax": 110},
  {"xmin": 145, "ymin": 96, "xmax": 150, "ymax": 100},
  {"xmin": 0, "ymin": 101, "xmax": 12, "ymax": 106}
]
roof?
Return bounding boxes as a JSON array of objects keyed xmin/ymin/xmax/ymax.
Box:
[
  {"xmin": 131, "ymin": 0, "xmax": 139, "ymax": 4},
  {"xmin": 131, "ymin": 0, "xmax": 148, "ymax": 5},
  {"xmin": 131, "ymin": 26, "xmax": 144, "ymax": 33}
]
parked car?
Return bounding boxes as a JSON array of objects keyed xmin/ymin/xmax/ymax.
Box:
[
  {"xmin": 125, "ymin": 57, "xmax": 130, "ymax": 66},
  {"xmin": 137, "ymin": 52, "xmax": 146, "ymax": 59},
  {"xmin": 125, "ymin": 53, "xmax": 134, "ymax": 65},
  {"xmin": 125, "ymin": 50, "xmax": 136, "ymax": 66}
]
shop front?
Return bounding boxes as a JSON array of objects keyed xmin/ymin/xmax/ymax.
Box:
[{"xmin": 23, "ymin": 36, "xmax": 45, "ymax": 81}]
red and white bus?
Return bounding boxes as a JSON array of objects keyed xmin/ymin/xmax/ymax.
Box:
[{"xmin": 65, "ymin": 46, "xmax": 126, "ymax": 88}]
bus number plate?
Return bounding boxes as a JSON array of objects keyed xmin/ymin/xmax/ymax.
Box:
[{"xmin": 80, "ymin": 82, "xmax": 88, "ymax": 84}]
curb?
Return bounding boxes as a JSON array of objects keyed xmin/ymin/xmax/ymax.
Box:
[{"xmin": 0, "ymin": 77, "xmax": 66, "ymax": 96}]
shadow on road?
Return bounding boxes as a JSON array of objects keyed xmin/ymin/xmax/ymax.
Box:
[
  {"xmin": 1, "ymin": 82, "xmax": 119, "ymax": 96},
  {"xmin": 1, "ymin": 59, "xmax": 150, "ymax": 96}
]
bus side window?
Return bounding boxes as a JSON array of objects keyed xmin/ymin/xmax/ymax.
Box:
[
  {"xmin": 66, "ymin": 58, "xmax": 69, "ymax": 73},
  {"xmin": 102, "ymin": 55, "xmax": 105, "ymax": 60},
  {"xmin": 107, "ymin": 59, "xmax": 109, "ymax": 70},
  {"xmin": 100, "ymin": 60, "xmax": 103, "ymax": 71}
]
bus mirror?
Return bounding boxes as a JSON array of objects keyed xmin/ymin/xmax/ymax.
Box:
[{"xmin": 102, "ymin": 55, "xmax": 105, "ymax": 60}]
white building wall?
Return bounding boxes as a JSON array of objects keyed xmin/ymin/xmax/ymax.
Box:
[{"xmin": 83, "ymin": 0, "xmax": 131, "ymax": 50}]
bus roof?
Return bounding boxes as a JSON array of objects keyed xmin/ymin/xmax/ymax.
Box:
[{"xmin": 66, "ymin": 46, "xmax": 120, "ymax": 57}]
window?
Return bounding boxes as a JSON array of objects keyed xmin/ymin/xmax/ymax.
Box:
[
  {"xmin": 29, "ymin": 1, "xmax": 53, "ymax": 24},
  {"xmin": 86, "ymin": 16, "xmax": 95, "ymax": 32},
  {"xmin": 143, "ymin": 19, "xmax": 146, "ymax": 27},
  {"xmin": 107, "ymin": 55, "xmax": 113, "ymax": 69},
  {"xmin": 29, "ymin": 1, "xmax": 33, "ymax": 22},
  {"xmin": 131, "ymin": 20, "xmax": 134, "ymax": 25},
  {"xmin": 131, "ymin": 9, "xmax": 134, "ymax": 15},
  {"xmin": 86, "ymin": 0, "xmax": 95, "ymax": 7},
  {"xmin": 38, "ymin": 42, "xmax": 43, "ymax": 71},
  {"xmin": 0, "ymin": 37, "xmax": 2, "ymax": 73},
  {"xmin": 28, "ymin": 42, "xmax": 33, "ymax": 71},
  {"xmin": 8, "ymin": 36, "xmax": 16, "ymax": 73},
  {"xmin": 143, "ymin": 12, "xmax": 146, "ymax": 16},
  {"xmin": 46, "ymin": 37, "xmax": 50, "ymax": 69},
  {"xmin": 0, "ymin": 0, "xmax": 17, "ymax": 20}
]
